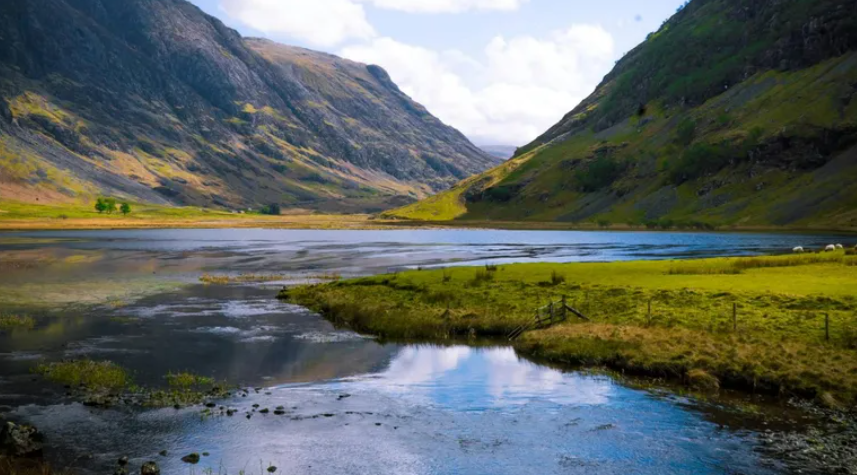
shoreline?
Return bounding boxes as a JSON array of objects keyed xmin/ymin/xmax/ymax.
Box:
[
  {"xmin": 280, "ymin": 252, "xmax": 857, "ymax": 409},
  {"xmin": 3, "ymin": 216, "xmax": 857, "ymax": 234}
]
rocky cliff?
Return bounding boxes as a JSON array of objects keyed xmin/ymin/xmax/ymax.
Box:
[
  {"xmin": 0, "ymin": 0, "xmax": 498, "ymax": 211},
  {"xmin": 387, "ymin": 0, "xmax": 857, "ymax": 229}
]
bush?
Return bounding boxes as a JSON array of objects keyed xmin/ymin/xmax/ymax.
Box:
[
  {"xmin": 668, "ymin": 143, "xmax": 729, "ymax": 184},
  {"xmin": 120, "ymin": 203, "xmax": 131, "ymax": 215},
  {"xmin": 574, "ymin": 156, "xmax": 624, "ymax": 192},
  {"xmin": 675, "ymin": 119, "xmax": 696, "ymax": 146},
  {"xmin": 259, "ymin": 203, "xmax": 281, "ymax": 215},
  {"xmin": 95, "ymin": 197, "xmax": 118, "ymax": 214}
]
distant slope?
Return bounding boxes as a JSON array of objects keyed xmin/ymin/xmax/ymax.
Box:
[
  {"xmin": 0, "ymin": 0, "xmax": 498, "ymax": 212},
  {"xmin": 479, "ymin": 145, "xmax": 518, "ymax": 160},
  {"xmin": 387, "ymin": 0, "xmax": 857, "ymax": 229}
]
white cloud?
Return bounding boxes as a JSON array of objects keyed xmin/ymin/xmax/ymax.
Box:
[
  {"xmin": 218, "ymin": 0, "xmax": 529, "ymax": 47},
  {"xmin": 219, "ymin": 0, "xmax": 376, "ymax": 47},
  {"xmin": 341, "ymin": 25, "xmax": 615, "ymax": 145},
  {"xmin": 362, "ymin": 0, "xmax": 530, "ymax": 13}
]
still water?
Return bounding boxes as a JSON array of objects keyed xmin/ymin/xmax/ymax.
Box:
[{"xmin": 0, "ymin": 229, "xmax": 849, "ymax": 474}]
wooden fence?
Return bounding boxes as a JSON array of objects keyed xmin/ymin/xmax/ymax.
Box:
[{"xmin": 507, "ymin": 296, "xmax": 589, "ymax": 341}]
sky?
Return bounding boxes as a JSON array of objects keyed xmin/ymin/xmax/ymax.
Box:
[{"xmin": 188, "ymin": 0, "xmax": 688, "ymax": 147}]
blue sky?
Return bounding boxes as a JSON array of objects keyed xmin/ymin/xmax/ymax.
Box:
[{"xmin": 188, "ymin": 0, "xmax": 687, "ymax": 146}]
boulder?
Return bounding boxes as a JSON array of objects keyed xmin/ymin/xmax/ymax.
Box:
[
  {"xmin": 141, "ymin": 461, "xmax": 160, "ymax": 475},
  {"xmin": 0, "ymin": 421, "xmax": 44, "ymax": 457}
]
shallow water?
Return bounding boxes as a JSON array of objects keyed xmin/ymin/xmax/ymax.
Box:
[{"xmin": 1, "ymin": 229, "xmax": 849, "ymax": 474}]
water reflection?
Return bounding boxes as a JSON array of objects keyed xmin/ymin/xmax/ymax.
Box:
[
  {"xmin": 364, "ymin": 346, "xmax": 611, "ymax": 409},
  {"xmin": 14, "ymin": 346, "xmax": 781, "ymax": 475}
]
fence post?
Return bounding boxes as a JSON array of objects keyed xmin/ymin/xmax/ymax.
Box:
[
  {"xmin": 647, "ymin": 299, "xmax": 652, "ymax": 327},
  {"xmin": 825, "ymin": 313, "xmax": 830, "ymax": 342},
  {"xmin": 561, "ymin": 296, "xmax": 567, "ymax": 321},
  {"xmin": 733, "ymin": 303, "xmax": 737, "ymax": 332},
  {"xmin": 549, "ymin": 301, "xmax": 555, "ymax": 324}
]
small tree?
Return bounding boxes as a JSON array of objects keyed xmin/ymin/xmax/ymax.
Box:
[
  {"xmin": 120, "ymin": 203, "xmax": 131, "ymax": 215},
  {"xmin": 95, "ymin": 198, "xmax": 107, "ymax": 214},
  {"xmin": 104, "ymin": 197, "xmax": 117, "ymax": 214}
]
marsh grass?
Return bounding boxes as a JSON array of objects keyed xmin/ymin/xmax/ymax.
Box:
[
  {"xmin": 669, "ymin": 251, "xmax": 852, "ymax": 275},
  {"xmin": 33, "ymin": 360, "xmax": 227, "ymax": 408},
  {"xmin": 0, "ymin": 314, "xmax": 36, "ymax": 331},
  {"xmin": 284, "ymin": 256, "xmax": 857, "ymax": 405},
  {"xmin": 34, "ymin": 360, "xmax": 128, "ymax": 390},
  {"xmin": 166, "ymin": 372, "xmax": 216, "ymax": 389}
]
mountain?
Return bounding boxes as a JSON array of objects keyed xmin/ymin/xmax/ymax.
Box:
[
  {"xmin": 386, "ymin": 0, "xmax": 857, "ymax": 229},
  {"xmin": 0, "ymin": 0, "xmax": 499, "ymax": 212},
  {"xmin": 480, "ymin": 145, "xmax": 518, "ymax": 160}
]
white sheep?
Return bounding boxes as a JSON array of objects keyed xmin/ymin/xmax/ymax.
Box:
[
  {"xmin": 835, "ymin": 244, "xmax": 844, "ymax": 250},
  {"xmin": 825, "ymin": 244, "xmax": 836, "ymax": 252},
  {"xmin": 792, "ymin": 246, "xmax": 805, "ymax": 253}
]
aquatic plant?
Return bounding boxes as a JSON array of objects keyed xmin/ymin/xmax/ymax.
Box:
[
  {"xmin": 34, "ymin": 360, "xmax": 129, "ymax": 390},
  {"xmin": 0, "ymin": 314, "xmax": 36, "ymax": 331}
]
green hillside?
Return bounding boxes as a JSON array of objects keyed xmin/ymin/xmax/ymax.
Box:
[{"xmin": 386, "ymin": 0, "xmax": 857, "ymax": 230}]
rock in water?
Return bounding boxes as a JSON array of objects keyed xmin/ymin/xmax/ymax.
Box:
[
  {"xmin": 181, "ymin": 453, "xmax": 201, "ymax": 464},
  {"xmin": 0, "ymin": 421, "xmax": 43, "ymax": 457},
  {"xmin": 141, "ymin": 461, "xmax": 160, "ymax": 475}
]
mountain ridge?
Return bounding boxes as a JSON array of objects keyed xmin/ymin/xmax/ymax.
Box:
[
  {"xmin": 0, "ymin": 0, "xmax": 499, "ymax": 212},
  {"xmin": 386, "ymin": 0, "xmax": 857, "ymax": 229}
]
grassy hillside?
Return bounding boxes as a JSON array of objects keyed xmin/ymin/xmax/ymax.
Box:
[{"xmin": 386, "ymin": 0, "xmax": 857, "ymax": 230}]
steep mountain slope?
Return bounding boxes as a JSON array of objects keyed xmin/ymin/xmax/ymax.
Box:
[
  {"xmin": 0, "ymin": 0, "xmax": 498, "ymax": 212},
  {"xmin": 387, "ymin": 0, "xmax": 857, "ymax": 229}
]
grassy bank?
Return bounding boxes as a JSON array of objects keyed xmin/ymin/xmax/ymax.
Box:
[
  {"xmin": 0, "ymin": 200, "xmax": 388, "ymax": 230},
  {"xmin": 282, "ymin": 252, "xmax": 857, "ymax": 408}
]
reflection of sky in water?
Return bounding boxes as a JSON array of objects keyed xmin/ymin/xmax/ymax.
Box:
[{"xmin": 334, "ymin": 346, "xmax": 613, "ymax": 410}]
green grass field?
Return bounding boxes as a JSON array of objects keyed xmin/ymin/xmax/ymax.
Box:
[{"xmin": 283, "ymin": 251, "xmax": 857, "ymax": 408}]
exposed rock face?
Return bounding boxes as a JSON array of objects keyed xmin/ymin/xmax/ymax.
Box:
[
  {"xmin": 0, "ymin": 0, "xmax": 498, "ymax": 211},
  {"xmin": 0, "ymin": 421, "xmax": 43, "ymax": 457}
]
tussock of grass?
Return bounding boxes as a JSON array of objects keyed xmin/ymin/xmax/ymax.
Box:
[
  {"xmin": 34, "ymin": 360, "xmax": 128, "ymax": 390},
  {"xmin": 283, "ymin": 256, "xmax": 857, "ymax": 406},
  {"xmin": 33, "ymin": 360, "xmax": 226, "ymax": 407},
  {"xmin": 166, "ymin": 371, "xmax": 215, "ymax": 389},
  {"xmin": 0, "ymin": 314, "xmax": 36, "ymax": 331}
]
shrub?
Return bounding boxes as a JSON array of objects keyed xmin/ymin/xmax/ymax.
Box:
[
  {"xmin": 574, "ymin": 156, "xmax": 624, "ymax": 192},
  {"xmin": 468, "ymin": 270, "xmax": 496, "ymax": 287},
  {"xmin": 259, "ymin": 203, "xmax": 281, "ymax": 215},
  {"xmin": 668, "ymin": 143, "xmax": 729, "ymax": 184},
  {"xmin": 120, "ymin": 203, "xmax": 131, "ymax": 215},
  {"xmin": 675, "ymin": 119, "xmax": 697, "ymax": 146}
]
